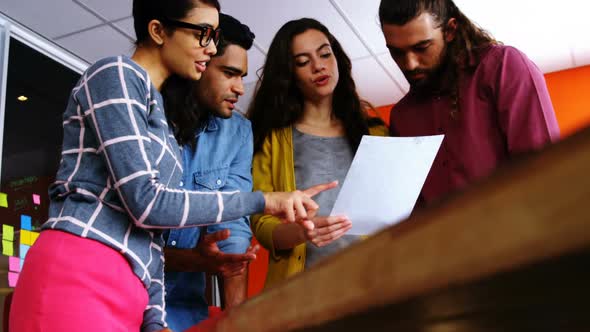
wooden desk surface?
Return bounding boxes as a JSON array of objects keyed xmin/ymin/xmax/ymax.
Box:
[{"xmin": 299, "ymin": 249, "xmax": 590, "ymax": 332}]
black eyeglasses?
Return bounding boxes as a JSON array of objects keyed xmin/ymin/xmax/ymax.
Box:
[{"xmin": 159, "ymin": 18, "xmax": 221, "ymax": 47}]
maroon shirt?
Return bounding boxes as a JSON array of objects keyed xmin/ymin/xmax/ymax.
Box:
[{"xmin": 390, "ymin": 45, "xmax": 560, "ymax": 203}]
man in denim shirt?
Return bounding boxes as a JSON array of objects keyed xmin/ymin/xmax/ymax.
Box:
[{"xmin": 163, "ymin": 14, "xmax": 258, "ymax": 331}]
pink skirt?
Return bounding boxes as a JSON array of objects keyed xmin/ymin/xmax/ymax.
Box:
[{"xmin": 9, "ymin": 230, "xmax": 148, "ymax": 332}]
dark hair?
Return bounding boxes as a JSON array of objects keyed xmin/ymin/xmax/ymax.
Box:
[
  {"xmin": 161, "ymin": 13, "xmax": 255, "ymax": 148},
  {"xmin": 216, "ymin": 13, "xmax": 256, "ymax": 56},
  {"xmin": 379, "ymin": 0, "xmax": 497, "ymax": 116},
  {"xmin": 133, "ymin": 0, "xmax": 221, "ymax": 45},
  {"xmin": 247, "ymin": 18, "xmax": 382, "ymax": 154}
]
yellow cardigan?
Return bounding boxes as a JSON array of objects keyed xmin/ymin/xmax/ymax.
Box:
[{"xmin": 251, "ymin": 125, "xmax": 389, "ymax": 288}]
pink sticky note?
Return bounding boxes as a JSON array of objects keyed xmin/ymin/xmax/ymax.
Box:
[
  {"xmin": 9, "ymin": 256, "xmax": 20, "ymax": 272},
  {"xmin": 32, "ymin": 194, "xmax": 41, "ymax": 205},
  {"xmin": 8, "ymin": 272, "xmax": 19, "ymax": 287}
]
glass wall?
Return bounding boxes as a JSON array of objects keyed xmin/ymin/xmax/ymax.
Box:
[{"xmin": 0, "ymin": 14, "xmax": 87, "ymax": 329}]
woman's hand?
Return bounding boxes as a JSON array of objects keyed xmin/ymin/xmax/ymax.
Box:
[
  {"xmin": 303, "ymin": 215, "xmax": 352, "ymax": 247},
  {"xmin": 263, "ymin": 181, "xmax": 338, "ymax": 226}
]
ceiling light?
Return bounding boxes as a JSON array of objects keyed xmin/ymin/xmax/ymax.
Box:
[{"xmin": 17, "ymin": 95, "xmax": 28, "ymax": 102}]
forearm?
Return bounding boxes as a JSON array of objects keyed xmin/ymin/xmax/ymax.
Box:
[
  {"xmin": 272, "ymin": 223, "xmax": 306, "ymax": 250},
  {"xmin": 143, "ymin": 257, "xmax": 167, "ymax": 332},
  {"xmin": 135, "ymin": 190, "xmax": 265, "ymax": 229},
  {"xmin": 222, "ymin": 270, "xmax": 248, "ymax": 308}
]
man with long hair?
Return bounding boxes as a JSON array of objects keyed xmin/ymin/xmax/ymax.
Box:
[{"xmin": 379, "ymin": 0, "xmax": 560, "ymax": 203}]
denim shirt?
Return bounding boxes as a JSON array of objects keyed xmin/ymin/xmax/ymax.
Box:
[{"xmin": 164, "ymin": 112, "xmax": 253, "ymax": 332}]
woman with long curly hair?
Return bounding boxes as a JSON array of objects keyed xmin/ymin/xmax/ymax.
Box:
[{"xmin": 248, "ymin": 18, "xmax": 388, "ymax": 287}]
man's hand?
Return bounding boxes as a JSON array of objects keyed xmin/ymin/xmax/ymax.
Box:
[{"xmin": 196, "ymin": 229, "xmax": 259, "ymax": 278}]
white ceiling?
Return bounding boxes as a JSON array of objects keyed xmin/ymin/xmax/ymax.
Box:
[{"xmin": 1, "ymin": 0, "xmax": 589, "ymax": 110}]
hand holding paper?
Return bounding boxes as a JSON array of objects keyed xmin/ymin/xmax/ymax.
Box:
[{"xmin": 303, "ymin": 215, "xmax": 352, "ymax": 247}]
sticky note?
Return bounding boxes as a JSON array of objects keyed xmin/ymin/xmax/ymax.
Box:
[
  {"xmin": 20, "ymin": 244, "xmax": 30, "ymax": 259},
  {"xmin": 32, "ymin": 194, "xmax": 41, "ymax": 205},
  {"xmin": 3, "ymin": 224, "xmax": 14, "ymax": 241},
  {"xmin": 8, "ymin": 272, "xmax": 19, "ymax": 287},
  {"xmin": 21, "ymin": 215, "xmax": 32, "ymax": 231},
  {"xmin": 21, "ymin": 230, "xmax": 38, "ymax": 246},
  {"xmin": 0, "ymin": 192, "xmax": 7, "ymax": 208},
  {"xmin": 3, "ymin": 240, "xmax": 14, "ymax": 256},
  {"xmin": 20, "ymin": 230, "xmax": 32, "ymax": 246},
  {"xmin": 30, "ymin": 231, "xmax": 40, "ymax": 245},
  {"xmin": 9, "ymin": 256, "xmax": 20, "ymax": 272}
]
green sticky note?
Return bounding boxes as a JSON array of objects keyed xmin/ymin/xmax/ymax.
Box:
[
  {"xmin": 0, "ymin": 192, "xmax": 7, "ymax": 208},
  {"xmin": 3, "ymin": 224, "xmax": 14, "ymax": 241},
  {"xmin": 2, "ymin": 239, "xmax": 14, "ymax": 256}
]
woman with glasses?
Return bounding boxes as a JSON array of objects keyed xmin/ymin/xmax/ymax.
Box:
[
  {"xmin": 9, "ymin": 2, "xmax": 333, "ymax": 332},
  {"xmin": 248, "ymin": 18, "xmax": 388, "ymax": 288}
]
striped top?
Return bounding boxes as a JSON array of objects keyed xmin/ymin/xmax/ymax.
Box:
[{"xmin": 42, "ymin": 56, "xmax": 265, "ymax": 332}]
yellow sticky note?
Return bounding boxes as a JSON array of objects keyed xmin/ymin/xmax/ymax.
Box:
[
  {"xmin": 0, "ymin": 192, "xmax": 7, "ymax": 208},
  {"xmin": 30, "ymin": 231, "xmax": 40, "ymax": 245},
  {"xmin": 20, "ymin": 230, "xmax": 33, "ymax": 246},
  {"xmin": 2, "ymin": 240, "xmax": 14, "ymax": 256},
  {"xmin": 3, "ymin": 224, "xmax": 14, "ymax": 241}
]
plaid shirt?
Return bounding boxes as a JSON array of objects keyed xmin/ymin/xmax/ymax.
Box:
[{"xmin": 42, "ymin": 56, "xmax": 264, "ymax": 332}]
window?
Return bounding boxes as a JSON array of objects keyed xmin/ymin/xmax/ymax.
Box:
[{"xmin": 0, "ymin": 15, "xmax": 85, "ymax": 298}]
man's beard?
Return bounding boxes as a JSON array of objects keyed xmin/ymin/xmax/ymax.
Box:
[
  {"xmin": 212, "ymin": 93, "xmax": 239, "ymax": 119},
  {"xmin": 405, "ymin": 44, "xmax": 454, "ymax": 96}
]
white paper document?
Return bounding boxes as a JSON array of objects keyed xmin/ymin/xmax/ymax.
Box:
[{"xmin": 330, "ymin": 135, "xmax": 444, "ymax": 235}]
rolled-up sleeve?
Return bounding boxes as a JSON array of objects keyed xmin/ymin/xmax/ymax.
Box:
[{"xmin": 495, "ymin": 47, "xmax": 560, "ymax": 153}]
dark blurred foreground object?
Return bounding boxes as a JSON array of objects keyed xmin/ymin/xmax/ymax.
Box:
[{"xmin": 184, "ymin": 126, "xmax": 590, "ymax": 332}]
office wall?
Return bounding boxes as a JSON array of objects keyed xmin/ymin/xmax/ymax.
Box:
[{"xmin": 545, "ymin": 65, "xmax": 590, "ymax": 136}]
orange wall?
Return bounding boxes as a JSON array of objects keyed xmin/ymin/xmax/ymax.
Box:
[
  {"xmin": 545, "ymin": 65, "xmax": 590, "ymax": 136},
  {"xmin": 246, "ymin": 65, "xmax": 590, "ymax": 298},
  {"xmin": 374, "ymin": 104, "xmax": 392, "ymax": 127}
]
